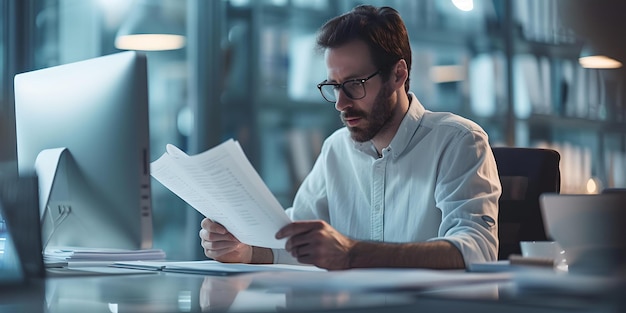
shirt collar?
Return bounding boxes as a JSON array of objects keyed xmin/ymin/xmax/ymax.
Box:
[{"xmin": 353, "ymin": 92, "xmax": 425, "ymax": 159}]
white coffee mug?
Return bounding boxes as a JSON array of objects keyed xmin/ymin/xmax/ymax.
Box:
[{"xmin": 520, "ymin": 241, "xmax": 567, "ymax": 264}]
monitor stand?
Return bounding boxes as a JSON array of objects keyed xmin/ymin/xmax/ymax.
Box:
[
  {"xmin": 33, "ymin": 147, "xmax": 152, "ymax": 250},
  {"xmin": 34, "ymin": 148, "xmax": 72, "ymax": 249}
]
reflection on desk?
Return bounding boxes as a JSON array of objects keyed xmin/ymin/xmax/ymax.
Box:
[
  {"xmin": 2, "ymin": 266, "xmax": 625, "ymax": 313},
  {"xmin": 42, "ymin": 272, "xmax": 415, "ymax": 313}
]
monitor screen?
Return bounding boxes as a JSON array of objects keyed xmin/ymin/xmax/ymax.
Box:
[
  {"xmin": 0, "ymin": 207, "xmax": 23, "ymax": 285},
  {"xmin": 0, "ymin": 176, "xmax": 43, "ymax": 285},
  {"xmin": 14, "ymin": 51, "xmax": 152, "ymax": 250}
]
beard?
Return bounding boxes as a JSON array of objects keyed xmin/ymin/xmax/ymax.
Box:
[{"xmin": 340, "ymin": 82, "xmax": 395, "ymax": 142}]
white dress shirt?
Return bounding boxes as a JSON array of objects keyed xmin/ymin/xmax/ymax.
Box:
[{"xmin": 273, "ymin": 93, "xmax": 501, "ymax": 267}]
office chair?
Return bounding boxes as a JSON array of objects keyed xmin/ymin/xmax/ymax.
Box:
[{"xmin": 492, "ymin": 147, "xmax": 561, "ymax": 260}]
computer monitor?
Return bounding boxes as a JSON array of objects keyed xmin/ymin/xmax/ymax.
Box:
[{"xmin": 14, "ymin": 51, "xmax": 152, "ymax": 250}]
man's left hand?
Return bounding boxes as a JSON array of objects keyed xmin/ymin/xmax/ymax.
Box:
[{"xmin": 275, "ymin": 220, "xmax": 355, "ymax": 270}]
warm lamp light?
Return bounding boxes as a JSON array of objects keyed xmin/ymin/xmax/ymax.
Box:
[
  {"xmin": 452, "ymin": 0, "xmax": 474, "ymax": 11},
  {"xmin": 586, "ymin": 177, "xmax": 603, "ymax": 194},
  {"xmin": 115, "ymin": 34, "xmax": 185, "ymax": 51},
  {"xmin": 578, "ymin": 45, "xmax": 622, "ymax": 69},
  {"xmin": 429, "ymin": 65, "xmax": 466, "ymax": 83},
  {"xmin": 115, "ymin": 0, "xmax": 186, "ymax": 51}
]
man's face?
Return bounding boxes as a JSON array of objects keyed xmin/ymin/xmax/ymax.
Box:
[{"xmin": 324, "ymin": 41, "xmax": 396, "ymax": 142}]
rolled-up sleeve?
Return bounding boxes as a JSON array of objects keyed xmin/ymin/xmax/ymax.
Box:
[{"xmin": 430, "ymin": 128, "xmax": 501, "ymax": 265}]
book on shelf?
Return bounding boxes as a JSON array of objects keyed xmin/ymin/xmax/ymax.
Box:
[{"xmin": 150, "ymin": 139, "xmax": 292, "ymax": 249}]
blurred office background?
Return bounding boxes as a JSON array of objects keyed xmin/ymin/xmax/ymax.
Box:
[{"xmin": 0, "ymin": 0, "xmax": 624, "ymax": 260}]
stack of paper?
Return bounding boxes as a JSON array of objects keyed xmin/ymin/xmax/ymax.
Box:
[
  {"xmin": 151, "ymin": 139, "xmax": 292, "ymax": 249},
  {"xmin": 44, "ymin": 247, "xmax": 166, "ymax": 267}
]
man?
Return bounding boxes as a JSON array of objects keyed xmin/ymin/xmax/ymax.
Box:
[{"xmin": 199, "ymin": 5, "xmax": 501, "ymax": 270}]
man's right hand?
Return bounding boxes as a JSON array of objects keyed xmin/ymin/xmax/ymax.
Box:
[{"xmin": 199, "ymin": 218, "xmax": 253, "ymax": 263}]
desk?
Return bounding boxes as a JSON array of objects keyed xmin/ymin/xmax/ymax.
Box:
[{"xmin": 2, "ymin": 267, "xmax": 624, "ymax": 313}]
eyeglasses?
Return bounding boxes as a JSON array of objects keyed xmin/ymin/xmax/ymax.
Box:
[{"xmin": 317, "ymin": 70, "xmax": 380, "ymax": 103}]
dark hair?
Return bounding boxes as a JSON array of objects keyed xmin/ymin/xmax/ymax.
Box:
[{"xmin": 316, "ymin": 5, "xmax": 412, "ymax": 93}]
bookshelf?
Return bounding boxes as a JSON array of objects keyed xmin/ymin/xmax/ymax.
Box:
[
  {"xmin": 508, "ymin": 0, "xmax": 626, "ymax": 194},
  {"xmin": 221, "ymin": 0, "xmax": 625, "ymax": 205}
]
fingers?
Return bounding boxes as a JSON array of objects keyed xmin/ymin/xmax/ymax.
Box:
[
  {"xmin": 206, "ymin": 241, "xmax": 253, "ymax": 264},
  {"xmin": 275, "ymin": 220, "xmax": 324, "ymax": 239},
  {"xmin": 275, "ymin": 221, "xmax": 326, "ymax": 259},
  {"xmin": 199, "ymin": 218, "xmax": 253, "ymax": 263},
  {"xmin": 201, "ymin": 233, "xmax": 245, "ymax": 261},
  {"xmin": 199, "ymin": 227, "xmax": 237, "ymax": 242},
  {"xmin": 202, "ymin": 240, "xmax": 236, "ymax": 258},
  {"xmin": 199, "ymin": 218, "xmax": 237, "ymax": 256},
  {"xmin": 200, "ymin": 217, "xmax": 212, "ymax": 228},
  {"xmin": 199, "ymin": 218, "xmax": 238, "ymax": 243},
  {"xmin": 288, "ymin": 241, "xmax": 316, "ymax": 259},
  {"xmin": 199, "ymin": 230, "xmax": 237, "ymax": 257},
  {"xmin": 275, "ymin": 221, "xmax": 354, "ymax": 270},
  {"xmin": 201, "ymin": 218, "xmax": 228, "ymax": 234},
  {"xmin": 201, "ymin": 238, "xmax": 240, "ymax": 251}
]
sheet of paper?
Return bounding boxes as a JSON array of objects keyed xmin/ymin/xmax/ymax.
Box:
[
  {"xmin": 151, "ymin": 139, "xmax": 292, "ymax": 249},
  {"xmin": 163, "ymin": 260, "xmax": 325, "ymax": 274},
  {"xmin": 63, "ymin": 265, "xmax": 159, "ymax": 275},
  {"xmin": 249, "ymin": 268, "xmax": 512, "ymax": 292},
  {"xmin": 113, "ymin": 260, "xmax": 325, "ymax": 275},
  {"xmin": 110, "ymin": 260, "xmax": 168, "ymax": 271}
]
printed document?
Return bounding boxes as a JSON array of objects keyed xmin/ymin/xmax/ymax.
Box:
[
  {"xmin": 113, "ymin": 260, "xmax": 325, "ymax": 274},
  {"xmin": 151, "ymin": 139, "xmax": 292, "ymax": 249}
]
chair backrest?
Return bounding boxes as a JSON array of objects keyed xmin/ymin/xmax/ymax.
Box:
[{"xmin": 492, "ymin": 147, "xmax": 561, "ymax": 260}]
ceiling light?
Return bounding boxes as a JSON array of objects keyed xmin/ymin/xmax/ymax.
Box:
[
  {"xmin": 452, "ymin": 0, "xmax": 474, "ymax": 12},
  {"xmin": 579, "ymin": 45, "xmax": 622, "ymax": 69},
  {"xmin": 115, "ymin": 0, "xmax": 186, "ymax": 51}
]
